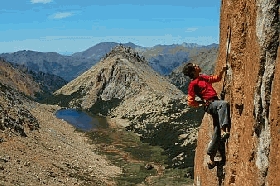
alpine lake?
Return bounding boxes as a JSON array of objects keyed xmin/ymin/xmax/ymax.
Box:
[{"xmin": 56, "ymin": 109, "xmax": 193, "ymax": 186}]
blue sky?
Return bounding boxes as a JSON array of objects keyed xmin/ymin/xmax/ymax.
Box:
[{"xmin": 0, "ymin": 0, "xmax": 221, "ymax": 54}]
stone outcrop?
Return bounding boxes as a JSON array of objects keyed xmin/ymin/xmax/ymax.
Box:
[
  {"xmin": 0, "ymin": 83, "xmax": 39, "ymax": 141},
  {"xmin": 194, "ymin": 0, "xmax": 279, "ymax": 185}
]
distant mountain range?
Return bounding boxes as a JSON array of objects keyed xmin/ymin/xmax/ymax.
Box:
[
  {"xmin": 0, "ymin": 50, "xmax": 93, "ymax": 82},
  {"xmin": 0, "ymin": 42, "xmax": 218, "ymax": 82}
]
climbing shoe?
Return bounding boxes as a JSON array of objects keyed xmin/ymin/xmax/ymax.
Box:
[
  {"xmin": 207, "ymin": 161, "xmax": 217, "ymax": 169},
  {"xmin": 221, "ymin": 132, "xmax": 230, "ymax": 142}
]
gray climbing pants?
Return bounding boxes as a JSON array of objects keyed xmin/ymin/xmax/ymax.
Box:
[{"xmin": 205, "ymin": 100, "xmax": 231, "ymax": 158}]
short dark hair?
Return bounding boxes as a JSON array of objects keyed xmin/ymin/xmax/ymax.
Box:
[{"xmin": 182, "ymin": 63, "xmax": 195, "ymax": 79}]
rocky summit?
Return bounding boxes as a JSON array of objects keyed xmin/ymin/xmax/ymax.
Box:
[{"xmin": 55, "ymin": 44, "xmax": 186, "ymax": 123}]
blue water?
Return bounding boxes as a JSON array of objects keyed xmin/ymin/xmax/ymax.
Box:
[{"xmin": 56, "ymin": 109, "xmax": 108, "ymax": 131}]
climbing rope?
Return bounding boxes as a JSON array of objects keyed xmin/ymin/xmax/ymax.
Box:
[{"xmin": 220, "ymin": 26, "xmax": 231, "ymax": 100}]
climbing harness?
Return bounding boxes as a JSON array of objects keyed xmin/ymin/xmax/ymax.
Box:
[{"xmin": 220, "ymin": 26, "xmax": 231, "ymax": 100}]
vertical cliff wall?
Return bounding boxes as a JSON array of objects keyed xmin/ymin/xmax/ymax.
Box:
[{"xmin": 194, "ymin": 0, "xmax": 279, "ymax": 185}]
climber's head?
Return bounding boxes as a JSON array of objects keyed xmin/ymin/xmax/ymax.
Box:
[{"xmin": 182, "ymin": 63, "xmax": 201, "ymax": 79}]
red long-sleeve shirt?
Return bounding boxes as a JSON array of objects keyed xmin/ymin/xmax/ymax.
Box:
[{"xmin": 187, "ymin": 74, "xmax": 222, "ymax": 107}]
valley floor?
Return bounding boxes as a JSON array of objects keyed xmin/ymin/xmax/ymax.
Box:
[{"xmin": 0, "ymin": 103, "xmax": 121, "ymax": 186}]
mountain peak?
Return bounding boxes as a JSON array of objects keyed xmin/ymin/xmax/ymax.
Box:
[
  {"xmin": 55, "ymin": 45, "xmax": 184, "ymax": 114},
  {"xmin": 101, "ymin": 44, "xmax": 146, "ymax": 64}
]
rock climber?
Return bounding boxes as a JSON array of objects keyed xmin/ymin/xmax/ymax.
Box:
[{"xmin": 182, "ymin": 63, "xmax": 231, "ymax": 169}]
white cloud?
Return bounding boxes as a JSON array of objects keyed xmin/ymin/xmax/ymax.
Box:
[
  {"xmin": 185, "ymin": 27, "xmax": 198, "ymax": 32},
  {"xmin": 30, "ymin": 0, "xmax": 52, "ymax": 4},
  {"xmin": 51, "ymin": 12, "xmax": 74, "ymax": 19}
]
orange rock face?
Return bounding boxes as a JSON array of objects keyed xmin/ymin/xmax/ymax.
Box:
[{"xmin": 194, "ymin": 0, "xmax": 279, "ymax": 185}]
